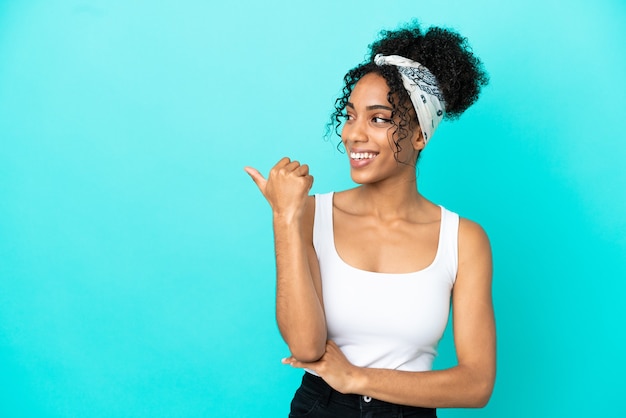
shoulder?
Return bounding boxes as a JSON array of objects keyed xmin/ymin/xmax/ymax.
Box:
[
  {"xmin": 457, "ymin": 217, "xmax": 492, "ymax": 267},
  {"xmin": 329, "ymin": 187, "xmax": 360, "ymax": 214},
  {"xmin": 459, "ymin": 218, "xmax": 491, "ymax": 263},
  {"xmin": 458, "ymin": 217, "xmax": 489, "ymax": 243}
]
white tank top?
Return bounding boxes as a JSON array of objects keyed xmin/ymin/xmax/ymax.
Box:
[{"xmin": 313, "ymin": 192, "xmax": 459, "ymax": 372}]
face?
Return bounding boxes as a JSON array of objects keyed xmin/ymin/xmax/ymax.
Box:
[{"xmin": 341, "ymin": 72, "xmax": 423, "ymax": 185}]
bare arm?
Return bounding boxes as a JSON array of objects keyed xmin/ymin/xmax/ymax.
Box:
[
  {"xmin": 245, "ymin": 158, "xmax": 327, "ymax": 362},
  {"xmin": 285, "ymin": 218, "xmax": 495, "ymax": 407}
]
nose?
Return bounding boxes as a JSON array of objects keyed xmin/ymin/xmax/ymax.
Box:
[{"xmin": 341, "ymin": 117, "xmax": 368, "ymax": 146}]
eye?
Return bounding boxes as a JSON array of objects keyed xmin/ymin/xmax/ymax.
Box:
[{"xmin": 372, "ymin": 116, "xmax": 392, "ymax": 124}]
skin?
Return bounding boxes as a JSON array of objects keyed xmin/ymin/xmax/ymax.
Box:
[{"xmin": 245, "ymin": 72, "xmax": 496, "ymax": 408}]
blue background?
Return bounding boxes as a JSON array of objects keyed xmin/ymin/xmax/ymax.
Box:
[{"xmin": 1, "ymin": 0, "xmax": 625, "ymax": 416}]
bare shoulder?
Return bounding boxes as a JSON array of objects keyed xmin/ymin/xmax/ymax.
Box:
[
  {"xmin": 330, "ymin": 187, "xmax": 360, "ymax": 215},
  {"xmin": 458, "ymin": 217, "xmax": 491, "ymax": 254},
  {"xmin": 457, "ymin": 217, "xmax": 492, "ymax": 281}
]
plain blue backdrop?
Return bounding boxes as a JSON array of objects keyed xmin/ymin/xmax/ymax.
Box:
[{"xmin": 1, "ymin": 0, "xmax": 625, "ymax": 416}]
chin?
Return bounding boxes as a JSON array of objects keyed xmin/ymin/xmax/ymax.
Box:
[{"xmin": 350, "ymin": 172, "xmax": 375, "ymax": 185}]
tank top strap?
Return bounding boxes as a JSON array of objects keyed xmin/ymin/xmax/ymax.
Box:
[
  {"xmin": 313, "ymin": 192, "xmax": 335, "ymax": 258},
  {"xmin": 437, "ymin": 206, "xmax": 460, "ymax": 284}
]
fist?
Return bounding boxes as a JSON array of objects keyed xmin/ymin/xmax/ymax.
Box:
[{"xmin": 245, "ymin": 157, "xmax": 314, "ymax": 218}]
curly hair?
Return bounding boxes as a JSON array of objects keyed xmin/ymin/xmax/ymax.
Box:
[{"xmin": 327, "ymin": 21, "xmax": 489, "ymax": 163}]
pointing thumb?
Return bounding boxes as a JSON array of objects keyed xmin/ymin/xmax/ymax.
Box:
[{"xmin": 244, "ymin": 166, "xmax": 267, "ymax": 192}]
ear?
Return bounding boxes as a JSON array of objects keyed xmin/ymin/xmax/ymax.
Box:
[{"xmin": 411, "ymin": 126, "xmax": 426, "ymax": 152}]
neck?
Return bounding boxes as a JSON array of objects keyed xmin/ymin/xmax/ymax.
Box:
[{"xmin": 354, "ymin": 174, "xmax": 427, "ymax": 220}]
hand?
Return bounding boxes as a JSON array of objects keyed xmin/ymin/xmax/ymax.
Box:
[
  {"xmin": 282, "ymin": 340, "xmax": 362, "ymax": 395},
  {"xmin": 244, "ymin": 157, "xmax": 314, "ymax": 220}
]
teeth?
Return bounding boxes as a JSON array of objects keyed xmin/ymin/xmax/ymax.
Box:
[{"xmin": 350, "ymin": 152, "xmax": 377, "ymax": 160}]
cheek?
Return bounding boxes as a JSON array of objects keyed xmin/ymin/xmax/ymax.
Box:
[{"xmin": 387, "ymin": 130, "xmax": 400, "ymax": 150}]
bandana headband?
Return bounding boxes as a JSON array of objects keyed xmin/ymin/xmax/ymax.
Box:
[{"xmin": 374, "ymin": 54, "xmax": 445, "ymax": 145}]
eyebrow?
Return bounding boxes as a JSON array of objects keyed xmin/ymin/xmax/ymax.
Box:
[{"xmin": 346, "ymin": 102, "xmax": 393, "ymax": 111}]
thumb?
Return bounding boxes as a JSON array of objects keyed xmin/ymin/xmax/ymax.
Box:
[{"xmin": 244, "ymin": 166, "xmax": 267, "ymax": 192}]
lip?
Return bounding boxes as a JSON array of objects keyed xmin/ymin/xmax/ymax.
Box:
[
  {"xmin": 348, "ymin": 149, "xmax": 379, "ymax": 168},
  {"xmin": 349, "ymin": 148, "xmax": 378, "ymax": 154},
  {"xmin": 350, "ymin": 158, "xmax": 376, "ymax": 168}
]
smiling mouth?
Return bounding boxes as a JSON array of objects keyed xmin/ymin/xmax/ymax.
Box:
[{"xmin": 350, "ymin": 152, "xmax": 378, "ymax": 160}]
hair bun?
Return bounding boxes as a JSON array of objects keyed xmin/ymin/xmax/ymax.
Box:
[{"xmin": 369, "ymin": 22, "xmax": 488, "ymax": 118}]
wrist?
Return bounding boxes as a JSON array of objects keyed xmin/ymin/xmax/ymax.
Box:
[
  {"xmin": 272, "ymin": 210, "xmax": 302, "ymax": 226},
  {"xmin": 349, "ymin": 366, "xmax": 369, "ymax": 395}
]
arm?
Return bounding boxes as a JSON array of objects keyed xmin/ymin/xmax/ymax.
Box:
[
  {"xmin": 273, "ymin": 196, "xmax": 327, "ymax": 361},
  {"xmin": 286, "ymin": 218, "xmax": 495, "ymax": 407},
  {"xmin": 245, "ymin": 158, "xmax": 327, "ymax": 362}
]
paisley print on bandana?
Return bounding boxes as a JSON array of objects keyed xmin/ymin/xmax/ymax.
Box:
[{"xmin": 374, "ymin": 54, "xmax": 446, "ymax": 145}]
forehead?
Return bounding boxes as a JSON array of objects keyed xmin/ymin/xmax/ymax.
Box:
[{"xmin": 349, "ymin": 72, "xmax": 391, "ymax": 105}]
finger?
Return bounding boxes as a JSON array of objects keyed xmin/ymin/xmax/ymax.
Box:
[
  {"xmin": 269, "ymin": 158, "xmax": 294, "ymax": 177},
  {"xmin": 243, "ymin": 166, "xmax": 268, "ymax": 192},
  {"xmin": 282, "ymin": 354, "xmax": 319, "ymax": 367},
  {"xmin": 295, "ymin": 164, "xmax": 309, "ymax": 177},
  {"xmin": 284, "ymin": 160, "xmax": 301, "ymax": 172},
  {"xmin": 324, "ymin": 340, "xmax": 340, "ymax": 354},
  {"xmin": 275, "ymin": 157, "xmax": 292, "ymax": 169},
  {"xmin": 284, "ymin": 358, "xmax": 312, "ymax": 370}
]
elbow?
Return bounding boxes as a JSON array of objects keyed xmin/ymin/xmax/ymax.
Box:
[
  {"xmin": 277, "ymin": 316, "xmax": 327, "ymax": 363},
  {"xmin": 457, "ymin": 361, "xmax": 495, "ymax": 408},
  {"xmin": 469, "ymin": 378, "xmax": 494, "ymax": 408},
  {"xmin": 289, "ymin": 342, "xmax": 326, "ymax": 363},
  {"xmin": 280, "ymin": 323, "xmax": 327, "ymax": 363},
  {"xmin": 286, "ymin": 333, "xmax": 327, "ymax": 362},
  {"xmin": 471, "ymin": 393, "xmax": 491, "ymax": 409}
]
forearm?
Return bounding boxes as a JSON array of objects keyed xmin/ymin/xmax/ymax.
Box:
[
  {"xmin": 273, "ymin": 214, "xmax": 326, "ymax": 362},
  {"xmin": 352, "ymin": 364, "xmax": 494, "ymax": 408}
]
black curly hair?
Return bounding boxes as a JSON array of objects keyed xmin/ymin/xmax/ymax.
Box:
[{"xmin": 328, "ymin": 21, "xmax": 489, "ymax": 163}]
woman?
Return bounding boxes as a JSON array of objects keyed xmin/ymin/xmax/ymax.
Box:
[{"xmin": 245, "ymin": 21, "xmax": 495, "ymax": 417}]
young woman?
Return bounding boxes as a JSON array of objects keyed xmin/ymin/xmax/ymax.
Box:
[{"xmin": 245, "ymin": 22, "xmax": 495, "ymax": 417}]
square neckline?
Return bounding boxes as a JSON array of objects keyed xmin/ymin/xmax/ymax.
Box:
[{"xmin": 327, "ymin": 192, "xmax": 445, "ymax": 277}]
